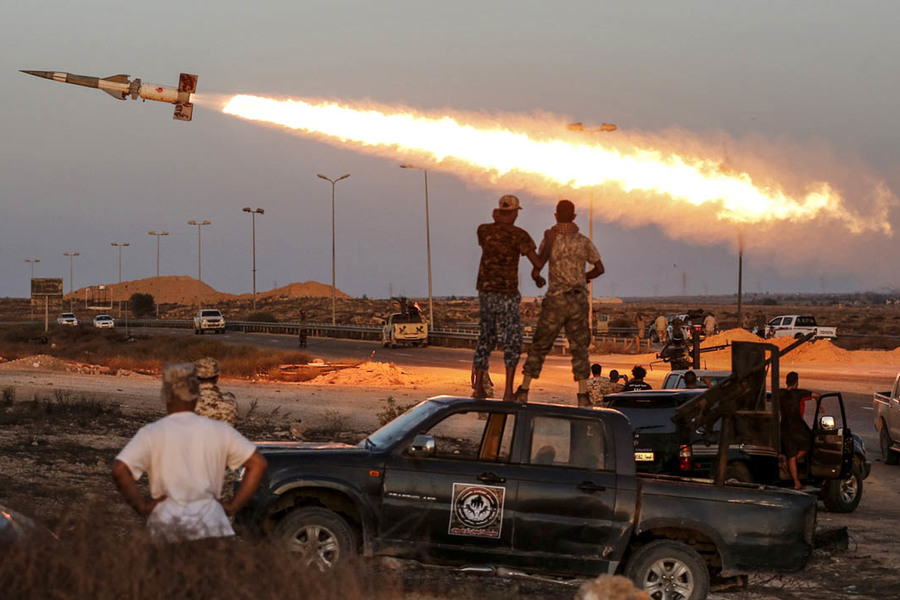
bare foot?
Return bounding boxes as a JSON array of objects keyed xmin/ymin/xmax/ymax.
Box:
[{"xmin": 502, "ymin": 391, "xmax": 514, "ymax": 402}]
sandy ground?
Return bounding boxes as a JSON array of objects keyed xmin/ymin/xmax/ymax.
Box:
[{"xmin": 2, "ymin": 354, "xmax": 900, "ymax": 599}]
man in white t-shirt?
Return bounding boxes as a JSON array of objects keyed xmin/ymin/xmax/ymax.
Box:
[{"xmin": 112, "ymin": 362, "xmax": 267, "ymax": 541}]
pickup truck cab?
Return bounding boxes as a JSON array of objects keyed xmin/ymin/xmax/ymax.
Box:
[
  {"xmin": 381, "ymin": 312, "xmax": 427, "ymax": 348},
  {"xmin": 193, "ymin": 309, "xmax": 225, "ymax": 334},
  {"xmin": 662, "ymin": 370, "xmax": 731, "ymax": 389},
  {"xmin": 239, "ymin": 397, "xmax": 816, "ymax": 599},
  {"xmin": 873, "ymin": 374, "xmax": 900, "ymax": 465},
  {"xmin": 766, "ymin": 315, "xmax": 837, "ymax": 340},
  {"xmin": 607, "ymin": 389, "xmax": 870, "ymax": 512}
]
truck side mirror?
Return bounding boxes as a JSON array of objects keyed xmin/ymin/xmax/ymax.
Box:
[
  {"xmin": 409, "ymin": 434, "xmax": 435, "ymax": 456},
  {"xmin": 819, "ymin": 415, "xmax": 836, "ymax": 431}
]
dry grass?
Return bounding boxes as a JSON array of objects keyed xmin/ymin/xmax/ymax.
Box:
[
  {"xmin": 0, "ymin": 509, "xmax": 401, "ymax": 600},
  {"xmin": 0, "ymin": 325, "xmax": 315, "ymax": 379}
]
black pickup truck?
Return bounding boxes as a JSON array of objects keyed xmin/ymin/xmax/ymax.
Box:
[{"xmin": 238, "ymin": 397, "xmax": 816, "ymax": 600}]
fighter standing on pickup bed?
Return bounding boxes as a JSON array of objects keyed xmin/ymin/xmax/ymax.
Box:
[
  {"xmin": 518, "ymin": 200, "xmax": 604, "ymax": 406},
  {"xmin": 472, "ymin": 195, "xmax": 545, "ymax": 401}
]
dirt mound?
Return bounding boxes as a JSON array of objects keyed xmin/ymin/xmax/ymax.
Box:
[
  {"xmin": 259, "ymin": 281, "xmax": 348, "ymax": 300},
  {"xmin": 307, "ymin": 361, "xmax": 425, "ymax": 387},
  {"xmin": 0, "ymin": 354, "xmax": 68, "ymax": 371}
]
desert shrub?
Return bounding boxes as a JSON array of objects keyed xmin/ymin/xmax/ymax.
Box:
[
  {"xmin": 303, "ymin": 410, "xmax": 348, "ymax": 440},
  {"xmin": 2, "ymin": 386, "xmax": 14, "ymax": 406},
  {"xmin": 246, "ymin": 311, "xmax": 277, "ymax": 322},
  {"xmin": 0, "ymin": 509, "xmax": 400, "ymax": 600},
  {"xmin": 376, "ymin": 396, "xmax": 417, "ymax": 425},
  {"xmin": 129, "ymin": 293, "xmax": 156, "ymax": 318}
]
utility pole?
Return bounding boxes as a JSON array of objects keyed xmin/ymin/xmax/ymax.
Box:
[
  {"xmin": 63, "ymin": 251, "xmax": 80, "ymax": 311},
  {"xmin": 187, "ymin": 220, "xmax": 211, "ymax": 309},
  {"xmin": 317, "ymin": 173, "xmax": 351, "ymax": 325},
  {"xmin": 242, "ymin": 208, "xmax": 265, "ymax": 310},
  {"xmin": 110, "ymin": 242, "xmax": 129, "ymax": 317},
  {"xmin": 148, "ymin": 231, "xmax": 169, "ymax": 317}
]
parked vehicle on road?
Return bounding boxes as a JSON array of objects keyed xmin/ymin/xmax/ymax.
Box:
[
  {"xmin": 92, "ymin": 314, "xmax": 114, "ymax": 328},
  {"xmin": 193, "ymin": 309, "xmax": 225, "ymax": 334},
  {"xmin": 238, "ymin": 397, "xmax": 817, "ymax": 599},
  {"xmin": 873, "ymin": 374, "xmax": 900, "ymax": 465},
  {"xmin": 57, "ymin": 313, "xmax": 78, "ymax": 326},
  {"xmin": 661, "ymin": 370, "xmax": 731, "ymax": 389},
  {"xmin": 766, "ymin": 315, "xmax": 837, "ymax": 340},
  {"xmin": 606, "ymin": 387, "xmax": 870, "ymax": 513},
  {"xmin": 381, "ymin": 312, "xmax": 427, "ymax": 348}
]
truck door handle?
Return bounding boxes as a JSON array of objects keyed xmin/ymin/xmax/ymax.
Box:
[
  {"xmin": 577, "ymin": 481, "xmax": 606, "ymax": 493},
  {"xmin": 477, "ymin": 472, "xmax": 506, "ymax": 484}
]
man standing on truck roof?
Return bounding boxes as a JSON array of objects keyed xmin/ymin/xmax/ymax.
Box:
[
  {"xmin": 703, "ymin": 312, "xmax": 717, "ymax": 337},
  {"xmin": 781, "ymin": 371, "xmax": 821, "ymax": 490},
  {"xmin": 517, "ymin": 200, "xmax": 604, "ymax": 407},
  {"xmin": 112, "ymin": 363, "xmax": 267, "ymax": 541},
  {"xmin": 472, "ymin": 194, "xmax": 546, "ymax": 401}
]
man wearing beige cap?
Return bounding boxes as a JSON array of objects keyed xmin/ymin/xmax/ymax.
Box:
[
  {"xmin": 472, "ymin": 194, "xmax": 545, "ymax": 401},
  {"xmin": 112, "ymin": 363, "xmax": 267, "ymax": 541}
]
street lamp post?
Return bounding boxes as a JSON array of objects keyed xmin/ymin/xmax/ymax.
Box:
[
  {"xmin": 187, "ymin": 220, "xmax": 211, "ymax": 309},
  {"xmin": 317, "ymin": 173, "xmax": 350, "ymax": 325},
  {"xmin": 242, "ymin": 208, "xmax": 265, "ymax": 310},
  {"xmin": 63, "ymin": 251, "xmax": 80, "ymax": 311},
  {"xmin": 110, "ymin": 242, "xmax": 130, "ymax": 317},
  {"xmin": 147, "ymin": 231, "xmax": 169, "ymax": 317},
  {"xmin": 400, "ymin": 164, "xmax": 434, "ymax": 331},
  {"xmin": 567, "ymin": 121, "xmax": 617, "ymax": 338},
  {"xmin": 25, "ymin": 258, "xmax": 40, "ymax": 320},
  {"xmin": 737, "ymin": 229, "xmax": 744, "ymax": 328}
]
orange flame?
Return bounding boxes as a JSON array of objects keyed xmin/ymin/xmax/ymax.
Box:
[{"xmin": 222, "ymin": 95, "xmax": 890, "ymax": 235}]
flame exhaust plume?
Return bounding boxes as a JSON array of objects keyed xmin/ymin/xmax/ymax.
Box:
[{"xmin": 221, "ymin": 95, "xmax": 893, "ymax": 240}]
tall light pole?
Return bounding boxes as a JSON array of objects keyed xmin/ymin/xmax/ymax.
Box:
[
  {"xmin": 148, "ymin": 231, "xmax": 169, "ymax": 317},
  {"xmin": 242, "ymin": 208, "xmax": 265, "ymax": 310},
  {"xmin": 317, "ymin": 173, "xmax": 350, "ymax": 325},
  {"xmin": 567, "ymin": 121, "xmax": 617, "ymax": 337},
  {"xmin": 111, "ymin": 242, "xmax": 130, "ymax": 317},
  {"xmin": 25, "ymin": 258, "xmax": 40, "ymax": 320},
  {"xmin": 187, "ymin": 220, "xmax": 211, "ymax": 309},
  {"xmin": 63, "ymin": 251, "xmax": 80, "ymax": 311},
  {"xmin": 737, "ymin": 229, "xmax": 744, "ymax": 328},
  {"xmin": 400, "ymin": 163, "xmax": 434, "ymax": 331}
]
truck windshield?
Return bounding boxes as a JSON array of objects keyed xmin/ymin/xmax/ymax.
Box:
[{"xmin": 361, "ymin": 400, "xmax": 442, "ymax": 450}]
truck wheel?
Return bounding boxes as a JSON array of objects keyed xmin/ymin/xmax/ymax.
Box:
[
  {"xmin": 275, "ymin": 507, "xmax": 357, "ymax": 571},
  {"xmin": 823, "ymin": 469, "xmax": 863, "ymax": 513},
  {"xmin": 881, "ymin": 422, "xmax": 899, "ymax": 465},
  {"xmin": 625, "ymin": 540, "xmax": 709, "ymax": 600},
  {"xmin": 725, "ymin": 461, "xmax": 754, "ymax": 483}
]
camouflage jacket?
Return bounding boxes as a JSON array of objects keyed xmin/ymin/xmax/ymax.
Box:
[
  {"xmin": 476, "ymin": 222, "xmax": 536, "ymax": 294},
  {"xmin": 539, "ymin": 223, "xmax": 601, "ymax": 296},
  {"xmin": 195, "ymin": 382, "xmax": 238, "ymax": 426}
]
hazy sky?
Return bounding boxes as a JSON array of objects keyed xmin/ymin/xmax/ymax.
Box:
[{"xmin": 3, "ymin": 1, "xmax": 899, "ymax": 301}]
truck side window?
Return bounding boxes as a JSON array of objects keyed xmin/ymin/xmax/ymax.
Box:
[
  {"xmin": 530, "ymin": 416, "xmax": 611, "ymax": 470},
  {"xmin": 769, "ymin": 317, "xmax": 782, "ymax": 327},
  {"xmin": 423, "ymin": 411, "xmax": 516, "ymax": 462}
]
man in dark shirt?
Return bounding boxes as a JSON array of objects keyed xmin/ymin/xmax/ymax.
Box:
[
  {"xmin": 473, "ymin": 195, "xmax": 545, "ymax": 401},
  {"xmin": 623, "ymin": 365, "xmax": 652, "ymax": 391},
  {"xmin": 780, "ymin": 371, "xmax": 820, "ymax": 489}
]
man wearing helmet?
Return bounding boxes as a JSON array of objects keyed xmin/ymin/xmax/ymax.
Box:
[{"xmin": 194, "ymin": 357, "xmax": 238, "ymax": 426}]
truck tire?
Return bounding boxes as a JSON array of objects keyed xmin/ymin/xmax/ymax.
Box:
[
  {"xmin": 275, "ymin": 507, "xmax": 357, "ymax": 571},
  {"xmin": 725, "ymin": 461, "xmax": 754, "ymax": 483},
  {"xmin": 823, "ymin": 468, "xmax": 863, "ymax": 513},
  {"xmin": 625, "ymin": 540, "xmax": 709, "ymax": 600},
  {"xmin": 881, "ymin": 421, "xmax": 899, "ymax": 465}
]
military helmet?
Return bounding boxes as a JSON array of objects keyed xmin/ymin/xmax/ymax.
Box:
[{"xmin": 194, "ymin": 356, "xmax": 220, "ymax": 380}]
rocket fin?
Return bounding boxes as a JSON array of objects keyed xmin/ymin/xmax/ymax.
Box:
[
  {"xmin": 173, "ymin": 102, "xmax": 193, "ymax": 121},
  {"xmin": 101, "ymin": 88, "xmax": 127, "ymax": 100},
  {"xmin": 102, "ymin": 74, "xmax": 131, "ymax": 83},
  {"xmin": 177, "ymin": 73, "xmax": 198, "ymax": 94}
]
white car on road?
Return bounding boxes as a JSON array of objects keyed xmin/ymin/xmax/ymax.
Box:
[
  {"xmin": 57, "ymin": 313, "xmax": 78, "ymax": 326},
  {"xmin": 93, "ymin": 315, "xmax": 115, "ymax": 329}
]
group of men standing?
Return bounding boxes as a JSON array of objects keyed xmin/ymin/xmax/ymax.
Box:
[{"xmin": 472, "ymin": 195, "xmax": 604, "ymax": 407}]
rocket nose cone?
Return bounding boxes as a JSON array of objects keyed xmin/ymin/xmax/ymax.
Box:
[{"xmin": 20, "ymin": 70, "xmax": 55, "ymax": 79}]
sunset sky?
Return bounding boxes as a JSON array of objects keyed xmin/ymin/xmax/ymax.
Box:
[{"xmin": 3, "ymin": 1, "xmax": 898, "ymax": 300}]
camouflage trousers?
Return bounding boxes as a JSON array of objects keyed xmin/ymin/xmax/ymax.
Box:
[
  {"xmin": 523, "ymin": 290, "xmax": 591, "ymax": 381},
  {"xmin": 473, "ymin": 292, "xmax": 523, "ymax": 370}
]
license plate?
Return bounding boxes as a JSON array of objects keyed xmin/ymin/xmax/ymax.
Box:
[{"xmin": 635, "ymin": 451, "xmax": 655, "ymax": 462}]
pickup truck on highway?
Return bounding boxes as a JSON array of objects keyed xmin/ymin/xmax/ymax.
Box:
[
  {"xmin": 873, "ymin": 374, "xmax": 900, "ymax": 465},
  {"xmin": 193, "ymin": 309, "xmax": 226, "ymax": 334},
  {"xmin": 766, "ymin": 315, "xmax": 837, "ymax": 340},
  {"xmin": 238, "ymin": 397, "xmax": 816, "ymax": 599},
  {"xmin": 381, "ymin": 311, "xmax": 427, "ymax": 348}
]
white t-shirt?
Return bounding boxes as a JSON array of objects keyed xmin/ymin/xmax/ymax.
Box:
[{"xmin": 116, "ymin": 411, "xmax": 257, "ymax": 541}]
